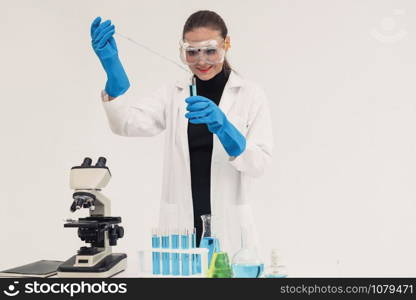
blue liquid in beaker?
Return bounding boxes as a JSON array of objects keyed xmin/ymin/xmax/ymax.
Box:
[{"xmin": 199, "ymin": 236, "xmax": 220, "ymax": 266}]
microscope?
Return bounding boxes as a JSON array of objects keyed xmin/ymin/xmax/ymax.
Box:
[{"xmin": 57, "ymin": 157, "xmax": 127, "ymax": 277}]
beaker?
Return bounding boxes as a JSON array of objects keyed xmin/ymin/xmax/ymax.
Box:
[
  {"xmin": 199, "ymin": 214, "xmax": 220, "ymax": 266},
  {"xmin": 201, "ymin": 214, "xmax": 212, "ymax": 238}
]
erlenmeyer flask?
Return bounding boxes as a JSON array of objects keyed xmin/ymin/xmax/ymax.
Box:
[
  {"xmin": 207, "ymin": 252, "xmax": 232, "ymax": 278},
  {"xmin": 231, "ymin": 226, "xmax": 264, "ymax": 278},
  {"xmin": 199, "ymin": 214, "xmax": 220, "ymax": 266}
]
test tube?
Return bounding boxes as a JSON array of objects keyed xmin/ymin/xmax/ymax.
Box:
[
  {"xmin": 161, "ymin": 229, "xmax": 170, "ymax": 275},
  {"xmin": 191, "ymin": 228, "xmax": 196, "ymax": 274},
  {"xmin": 171, "ymin": 229, "xmax": 180, "ymax": 276},
  {"xmin": 189, "ymin": 76, "xmax": 197, "ymax": 96},
  {"xmin": 181, "ymin": 229, "xmax": 190, "ymax": 276},
  {"xmin": 191, "ymin": 228, "xmax": 201, "ymax": 274},
  {"xmin": 151, "ymin": 228, "xmax": 161, "ymax": 275}
]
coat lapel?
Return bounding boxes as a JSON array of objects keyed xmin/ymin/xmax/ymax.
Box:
[{"xmin": 218, "ymin": 71, "xmax": 243, "ymax": 115}]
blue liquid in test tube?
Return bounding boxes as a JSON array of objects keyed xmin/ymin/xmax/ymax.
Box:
[
  {"xmin": 162, "ymin": 231, "xmax": 170, "ymax": 275},
  {"xmin": 171, "ymin": 231, "xmax": 180, "ymax": 276},
  {"xmin": 181, "ymin": 230, "xmax": 190, "ymax": 276},
  {"xmin": 152, "ymin": 229, "xmax": 161, "ymax": 275},
  {"xmin": 189, "ymin": 76, "xmax": 197, "ymax": 96},
  {"xmin": 191, "ymin": 229, "xmax": 196, "ymax": 274},
  {"xmin": 191, "ymin": 228, "xmax": 201, "ymax": 274}
]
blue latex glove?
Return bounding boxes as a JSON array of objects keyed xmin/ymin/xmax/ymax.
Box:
[
  {"xmin": 90, "ymin": 17, "xmax": 130, "ymax": 97},
  {"xmin": 185, "ymin": 96, "xmax": 246, "ymax": 157}
]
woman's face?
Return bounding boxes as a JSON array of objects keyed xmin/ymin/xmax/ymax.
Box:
[{"xmin": 184, "ymin": 27, "xmax": 229, "ymax": 81}]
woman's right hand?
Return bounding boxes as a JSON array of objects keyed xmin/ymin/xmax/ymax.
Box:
[
  {"xmin": 90, "ymin": 17, "xmax": 117, "ymax": 60},
  {"xmin": 90, "ymin": 17, "xmax": 130, "ymax": 98}
]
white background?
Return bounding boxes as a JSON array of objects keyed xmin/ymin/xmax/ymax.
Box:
[{"xmin": 1, "ymin": 0, "xmax": 416, "ymax": 277}]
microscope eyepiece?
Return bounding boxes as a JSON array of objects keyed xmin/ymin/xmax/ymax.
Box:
[
  {"xmin": 95, "ymin": 157, "xmax": 107, "ymax": 167},
  {"xmin": 81, "ymin": 157, "xmax": 92, "ymax": 167}
]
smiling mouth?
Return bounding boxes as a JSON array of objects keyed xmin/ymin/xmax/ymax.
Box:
[{"xmin": 197, "ymin": 66, "xmax": 213, "ymax": 73}]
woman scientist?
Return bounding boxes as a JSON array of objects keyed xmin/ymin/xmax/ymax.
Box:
[{"xmin": 90, "ymin": 10, "xmax": 273, "ymax": 254}]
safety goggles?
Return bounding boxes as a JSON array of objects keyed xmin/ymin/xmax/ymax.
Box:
[{"xmin": 179, "ymin": 39, "xmax": 226, "ymax": 66}]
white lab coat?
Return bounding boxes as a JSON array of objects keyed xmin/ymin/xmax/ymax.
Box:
[{"xmin": 101, "ymin": 71, "xmax": 273, "ymax": 256}]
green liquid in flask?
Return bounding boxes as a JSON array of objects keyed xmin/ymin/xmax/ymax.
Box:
[{"xmin": 207, "ymin": 252, "xmax": 232, "ymax": 278}]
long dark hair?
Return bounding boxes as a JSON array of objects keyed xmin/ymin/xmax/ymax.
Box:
[{"xmin": 182, "ymin": 10, "xmax": 232, "ymax": 75}]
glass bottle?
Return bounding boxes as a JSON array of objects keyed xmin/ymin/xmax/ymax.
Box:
[
  {"xmin": 199, "ymin": 214, "xmax": 220, "ymax": 266},
  {"xmin": 231, "ymin": 227, "xmax": 264, "ymax": 278},
  {"xmin": 263, "ymin": 249, "xmax": 288, "ymax": 278}
]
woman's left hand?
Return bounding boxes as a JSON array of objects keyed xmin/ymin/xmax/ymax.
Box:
[
  {"xmin": 185, "ymin": 96, "xmax": 246, "ymax": 156},
  {"xmin": 185, "ymin": 96, "xmax": 226, "ymax": 134}
]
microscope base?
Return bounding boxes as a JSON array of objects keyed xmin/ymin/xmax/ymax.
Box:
[{"xmin": 57, "ymin": 253, "xmax": 127, "ymax": 278}]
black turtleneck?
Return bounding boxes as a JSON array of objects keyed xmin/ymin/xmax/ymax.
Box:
[{"xmin": 188, "ymin": 68, "xmax": 230, "ymax": 246}]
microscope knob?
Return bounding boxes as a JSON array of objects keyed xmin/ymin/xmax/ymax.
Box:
[
  {"xmin": 95, "ymin": 157, "xmax": 107, "ymax": 167},
  {"xmin": 109, "ymin": 225, "xmax": 124, "ymax": 246},
  {"xmin": 78, "ymin": 228, "xmax": 85, "ymax": 241},
  {"xmin": 116, "ymin": 226, "xmax": 124, "ymax": 238},
  {"xmin": 81, "ymin": 157, "xmax": 92, "ymax": 167},
  {"xmin": 70, "ymin": 201, "xmax": 77, "ymax": 212}
]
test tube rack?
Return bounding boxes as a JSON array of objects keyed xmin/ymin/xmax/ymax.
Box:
[{"xmin": 137, "ymin": 248, "xmax": 209, "ymax": 278}]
